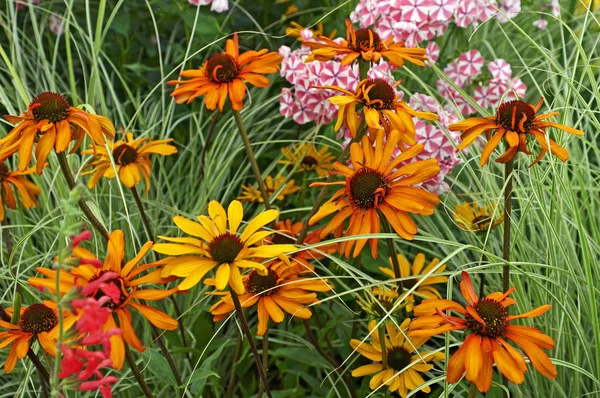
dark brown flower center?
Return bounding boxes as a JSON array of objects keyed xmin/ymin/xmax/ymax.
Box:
[
  {"xmin": 0, "ymin": 162, "xmax": 9, "ymax": 181},
  {"xmin": 271, "ymin": 232, "xmax": 296, "ymax": 245},
  {"xmin": 30, "ymin": 92, "xmax": 70, "ymax": 123},
  {"xmin": 370, "ymin": 298, "xmax": 396, "ymax": 316},
  {"xmin": 465, "ymin": 298, "xmax": 508, "ymax": 339},
  {"xmin": 91, "ymin": 272, "xmax": 129, "ymax": 309},
  {"xmin": 349, "ymin": 167, "xmax": 388, "ymax": 209},
  {"xmin": 351, "ymin": 28, "xmax": 382, "ymax": 51},
  {"xmin": 496, "ymin": 100, "xmax": 536, "ymax": 133},
  {"xmin": 472, "ymin": 215, "xmax": 493, "ymax": 230},
  {"xmin": 209, "ymin": 234, "xmax": 244, "ymax": 264},
  {"xmin": 245, "ymin": 269, "xmax": 279, "ymax": 296},
  {"xmin": 206, "ymin": 53, "xmax": 239, "ymax": 83},
  {"xmin": 364, "ymin": 78, "xmax": 396, "ymax": 109},
  {"xmin": 19, "ymin": 304, "xmax": 58, "ymax": 334},
  {"xmin": 301, "ymin": 156, "xmax": 318, "ymax": 169},
  {"xmin": 386, "ymin": 346, "xmax": 411, "ymax": 372},
  {"xmin": 112, "ymin": 144, "xmax": 138, "ymax": 165}
]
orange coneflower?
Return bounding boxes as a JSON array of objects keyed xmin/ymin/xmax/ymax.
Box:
[
  {"xmin": 168, "ymin": 33, "xmax": 282, "ymax": 111},
  {"xmin": 278, "ymin": 143, "xmax": 335, "ymax": 177},
  {"xmin": 305, "ymin": 19, "xmax": 427, "ymax": 68},
  {"xmin": 28, "ymin": 230, "xmax": 178, "ymax": 370},
  {"xmin": 0, "ymin": 161, "xmax": 41, "ymax": 221},
  {"xmin": 449, "ymin": 97, "xmax": 584, "ymax": 166},
  {"xmin": 237, "ymin": 175, "xmax": 300, "ymax": 203},
  {"xmin": 350, "ymin": 319, "xmax": 444, "ymax": 397},
  {"xmin": 317, "ymin": 78, "xmax": 437, "ymax": 144},
  {"xmin": 309, "ymin": 129, "xmax": 440, "ymax": 259},
  {"xmin": 1, "ymin": 92, "xmax": 115, "ymax": 174},
  {"xmin": 0, "ymin": 301, "xmax": 75, "ymax": 373},
  {"xmin": 453, "ymin": 201, "xmax": 503, "ymax": 234},
  {"xmin": 409, "ymin": 271, "xmax": 557, "ymax": 392},
  {"xmin": 209, "ymin": 260, "xmax": 331, "ymax": 335},
  {"xmin": 378, "ymin": 253, "xmax": 448, "ymax": 312},
  {"xmin": 154, "ymin": 200, "xmax": 296, "ymax": 294},
  {"xmin": 81, "ymin": 131, "xmax": 177, "ymax": 193}
]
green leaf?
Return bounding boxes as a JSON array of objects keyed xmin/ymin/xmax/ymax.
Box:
[
  {"xmin": 180, "ymin": 13, "xmax": 222, "ymax": 37},
  {"xmin": 140, "ymin": 348, "xmax": 178, "ymax": 388},
  {"xmin": 270, "ymin": 348, "xmax": 331, "ymax": 368}
]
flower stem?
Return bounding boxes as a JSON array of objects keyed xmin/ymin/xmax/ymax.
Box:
[
  {"xmin": 381, "ymin": 218, "xmax": 403, "ymax": 290},
  {"xmin": 233, "ymin": 110, "xmax": 271, "ymax": 210},
  {"xmin": 378, "ymin": 324, "xmax": 387, "ymax": 369},
  {"xmin": 200, "ymin": 111, "xmax": 221, "ymax": 179},
  {"xmin": 56, "ymin": 151, "xmax": 109, "ymax": 242},
  {"xmin": 225, "ymin": 336, "xmax": 243, "ymax": 398},
  {"xmin": 502, "ymin": 158, "xmax": 514, "ymax": 396},
  {"xmin": 358, "ymin": 58, "xmax": 370, "ymax": 81},
  {"xmin": 468, "ymin": 382, "xmax": 478, "ymax": 398},
  {"xmin": 230, "ymin": 291, "xmax": 272, "ymax": 398},
  {"xmin": 130, "ymin": 186, "xmax": 156, "ymax": 251},
  {"xmin": 256, "ymin": 327, "xmax": 269, "ymax": 398},
  {"xmin": 479, "ymin": 253, "xmax": 488, "ymax": 298},
  {"xmin": 124, "ymin": 344, "xmax": 154, "ymax": 398}
]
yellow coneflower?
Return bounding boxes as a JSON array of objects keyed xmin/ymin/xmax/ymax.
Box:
[
  {"xmin": 285, "ymin": 21, "xmax": 336, "ymax": 42},
  {"xmin": 309, "ymin": 130, "xmax": 440, "ymax": 258},
  {"xmin": 351, "ymin": 319, "xmax": 444, "ymax": 397},
  {"xmin": 154, "ymin": 200, "xmax": 296, "ymax": 294},
  {"xmin": 453, "ymin": 201, "xmax": 503, "ymax": 233},
  {"xmin": 168, "ymin": 32, "xmax": 282, "ymax": 111},
  {"xmin": 0, "ymin": 301, "xmax": 75, "ymax": 373},
  {"xmin": 209, "ymin": 260, "xmax": 331, "ymax": 335},
  {"xmin": 378, "ymin": 253, "xmax": 447, "ymax": 312},
  {"xmin": 0, "ymin": 161, "xmax": 41, "ymax": 221},
  {"xmin": 28, "ymin": 230, "xmax": 178, "ymax": 370},
  {"xmin": 317, "ymin": 78, "xmax": 437, "ymax": 144},
  {"xmin": 449, "ymin": 98, "xmax": 584, "ymax": 166},
  {"xmin": 410, "ymin": 271, "xmax": 557, "ymax": 392},
  {"xmin": 1, "ymin": 92, "xmax": 115, "ymax": 173},
  {"xmin": 305, "ymin": 19, "xmax": 427, "ymax": 67},
  {"xmin": 278, "ymin": 143, "xmax": 335, "ymax": 177},
  {"xmin": 81, "ymin": 131, "xmax": 177, "ymax": 193},
  {"xmin": 238, "ymin": 175, "xmax": 299, "ymax": 203},
  {"xmin": 356, "ymin": 286, "xmax": 407, "ymax": 318}
]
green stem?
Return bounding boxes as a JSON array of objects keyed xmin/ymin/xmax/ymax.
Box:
[
  {"xmin": 378, "ymin": 324, "xmax": 387, "ymax": 370},
  {"xmin": 233, "ymin": 110, "xmax": 271, "ymax": 210},
  {"xmin": 358, "ymin": 58, "xmax": 370, "ymax": 81},
  {"xmin": 381, "ymin": 218, "xmax": 403, "ymax": 291},
  {"xmin": 502, "ymin": 158, "xmax": 514, "ymax": 396},
  {"xmin": 256, "ymin": 327, "xmax": 269, "ymax": 398},
  {"xmin": 230, "ymin": 291, "xmax": 272, "ymax": 398},
  {"xmin": 225, "ymin": 337, "xmax": 243, "ymax": 398},
  {"xmin": 130, "ymin": 186, "xmax": 156, "ymax": 256},
  {"xmin": 479, "ymin": 253, "xmax": 488, "ymax": 298},
  {"xmin": 468, "ymin": 382, "xmax": 478, "ymax": 398},
  {"xmin": 124, "ymin": 344, "xmax": 154, "ymax": 398}
]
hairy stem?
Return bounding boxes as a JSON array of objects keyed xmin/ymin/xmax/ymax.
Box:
[{"xmin": 124, "ymin": 344, "xmax": 154, "ymax": 398}]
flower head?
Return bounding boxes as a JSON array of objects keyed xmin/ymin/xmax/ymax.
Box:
[
  {"xmin": 209, "ymin": 260, "xmax": 331, "ymax": 335},
  {"xmin": 449, "ymin": 98, "xmax": 584, "ymax": 166},
  {"xmin": 350, "ymin": 319, "xmax": 444, "ymax": 397},
  {"xmin": 356, "ymin": 287, "xmax": 407, "ymax": 319},
  {"xmin": 409, "ymin": 271, "xmax": 557, "ymax": 392},
  {"xmin": 1, "ymin": 92, "xmax": 115, "ymax": 173},
  {"xmin": 168, "ymin": 33, "xmax": 282, "ymax": 111},
  {"xmin": 0, "ymin": 161, "xmax": 41, "ymax": 221},
  {"xmin": 309, "ymin": 130, "xmax": 440, "ymax": 258},
  {"xmin": 279, "ymin": 143, "xmax": 335, "ymax": 177},
  {"xmin": 305, "ymin": 19, "xmax": 427, "ymax": 68},
  {"xmin": 154, "ymin": 200, "xmax": 296, "ymax": 294},
  {"xmin": 238, "ymin": 175, "xmax": 299, "ymax": 203},
  {"xmin": 81, "ymin": 131, "xmax": 177, "ymax": 193},
  {"xmin": 453, "ymin": 201, "xmax": 503, "ymax": 233},
  {"xmin": 28, "ymin": 230, "xmax": 178, "ymax": 370},
  {"xmin": 285, "ymin": 21, "xmax": 336, "ymax": 42}
]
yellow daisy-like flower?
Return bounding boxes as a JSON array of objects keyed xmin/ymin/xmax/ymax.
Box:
[
  {"xmin": 453, "ymin": 201, "xmax": 503, "ymax": 233},
  {"xmin": 238, "ymin": 175, "xmax": 300, "ymax": 203},
  {"xmin": 351, "ymin": 319, "xmax": 444, "ymax": 397},
  {"xmin": 154, "ymin": 200, "xmax": 297, "ymax": 294},
  {"xmin": 378, "ymin": 253, "xmax": 448, "ymax": 312},
  {"xmin": 317, "ymin": 78, "xmax": 437, "ymax": 145},
  {"xmin": 356, "ymin": 286, "xmax": 407, "ymax": 319},
  {"xmin": 81, "ymin": 131, "xmax": 177, "ymax": 193},
  {"xmin": 285, "ymin": 21, "xmax": 336, "ymax": 42},
  {"xmin": 278, "ymin": 143, "xmax": 335, "ymax": 177},
  {"xmin": 1, "ymin": 92, "xmax": 115, "ymax": 174},
  {"xmin": 0, "ymin": 161, "xmax": 41, "ymax": 221}
]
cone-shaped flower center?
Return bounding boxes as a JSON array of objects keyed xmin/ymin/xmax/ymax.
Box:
[
  {"xmin": 472, "ymin": 214, "xmax": 493, "ymax": 230},
  {"xmin": 465, "ymin": 298, "xmax": 508, "ymax": 338},
  {"xmin": 19, "ymin": 304, "xmax": 58, "ymax": 334},
  {"xmin": 364, "ymin": 79, "xmax": 396, "ymax": 109},
  {"xmin": 30, "ymin": 92, "xmax": 70, "ymax": 123},
  {"xmin": 370, "ymin": 298, "xmax": 395, "ymax": 317},
  {"xmin": 387, "ymin": 346, "xmax": 411, "ymax": 372},
  {"xmin": 271, "ymin": 232, "xmax": 295, "ymax": 245},
  {"xmin": 206, "ymin": 53, "xmax": 240, "ymax": 83},
  {"xmin": 112, "ymin": 144, "xmax": 138, "ymax": 165},
  {"xmin": 496, "ymin": 100, "xmax": 536, "ymax": 134},
  {"xmin": 301, "ymin": 156, "xmax": 318, "ymax": 169},
  {"xmin": 246, "ymin": 269, "xmax": 279, "ymax": 296},
  {"xmin": 351, "ymin": 28, "xmax": 382, "ymax": 51},
  {"xmin": 0, "ymin": 162, "xmax": 9, "ymax": 181},
  {"xmin": 209, "ymin": 234, "xmax": 244, "ymax": 264},
  {"xmin": 349, "ymin": 167, "xmax": 388, "ymax": 209}
]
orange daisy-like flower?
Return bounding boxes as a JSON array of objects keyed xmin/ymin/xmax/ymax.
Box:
[
  {"xmin": 1, "ymin": 92, "xmax": 115, "ymax": 174},
  {"xmin": 409, "ymin": 271, "xmax": 557, "ymax": 392},
  {"xmin": 28, "ymin": 230, "xmax": 178, "ymax": 370},
  {"xmin": 305, "ymin": 19, "xmax": 427, "ymax": 68},
  {"xmin": 0, "ymin": 301, "xmax": 75, "ymax": 373},
  {"xmin": 209, "ymin": 260, "xmax": 332, "ymax": 335},
  {"xmin": 0, "ymin": 161, "xmax": 41, "ymax": 221},
  {"xmin": 317, "ymin": 78, "xmax": 437, "ymax": 144},
  {"xmin": 81, "ymin": 131, "xmax": 177, "ymax": 193},
  {"xmin": 285, "ymin": 21, "xmax": 336, "ymax": 42},
  {"xmin": 168, "ymin": 33, "xmax": 282, "ymax": 111},
  {"xmin": 449, "ymin": 97, "xmax": 584, "ymax": 166},
  {"xmin": 308, "ymin": 130, "xmax": 440, "ymax": 258}
]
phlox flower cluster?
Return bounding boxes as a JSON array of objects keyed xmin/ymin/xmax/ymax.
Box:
[
  {"xmin": 534, "ymin": 0, "xmax": 560, "ymax": 30},
  {"xmin": 188, "ymin": 0, "xmax": 228, "ymax": 13}
]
